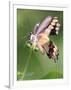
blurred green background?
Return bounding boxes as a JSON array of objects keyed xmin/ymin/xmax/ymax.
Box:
[{"xmin": 17, "ymin": 9, "xmax": 63, "ymax": 80}]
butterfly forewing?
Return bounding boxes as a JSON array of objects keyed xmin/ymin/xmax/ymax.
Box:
[
  {"xmin": 35, "ymin": 16, "xmax": 53, "ymax": 35},
  {"xmin": 33, "ymin": 16, "xmax": 60, "ymax": 37}
]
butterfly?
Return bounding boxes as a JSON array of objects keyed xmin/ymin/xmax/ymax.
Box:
[{"xmin": 26, "ymin": 16, "xmax": 60, "ymax": 62}]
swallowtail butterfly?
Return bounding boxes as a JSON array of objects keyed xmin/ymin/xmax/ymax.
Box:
[{"xmin": 26, "ymin": 16, "xmax": 60, "ymax": 62}]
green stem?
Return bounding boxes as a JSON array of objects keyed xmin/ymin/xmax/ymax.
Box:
[{"xmin": 22, "ymin": 48, "xmax": 32, "ymax": 79}]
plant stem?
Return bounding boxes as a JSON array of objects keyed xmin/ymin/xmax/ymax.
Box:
[{"xmin": 22, "ymin": 48, "xmax": 32, "ymax": 79}]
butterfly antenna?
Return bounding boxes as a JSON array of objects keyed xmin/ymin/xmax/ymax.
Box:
[{"xmin": 22, "ymin": 32, "xmax": 32, "ymax": 40}]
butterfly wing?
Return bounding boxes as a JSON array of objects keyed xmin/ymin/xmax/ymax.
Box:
[
  {"xmin": 42, "ymin": 40, "xmax": 59, "ymax": 62},
  {"xmin": 48, "ymin": 17, "xmax": 60, "ymax": 36},
  {"xmin": 33, "ymin": 16, "xmax": 60, "ymax": 36},
  {"xmin": 33, "ymin": 16, "xmax": 52, "ymax": 35},
  {"xmin": 33, "ymin": 22, "xmax": 40, "ymax": 34}
]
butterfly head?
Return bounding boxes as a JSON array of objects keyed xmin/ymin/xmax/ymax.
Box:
[{"xmin": 28, "ymin": 33, "xmax": 38, "ymax": 49}]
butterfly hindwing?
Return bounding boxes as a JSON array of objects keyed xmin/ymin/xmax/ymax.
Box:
[{"xmin": 42, "ymin": 40, "xmax": 59, "ymax": 62}]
